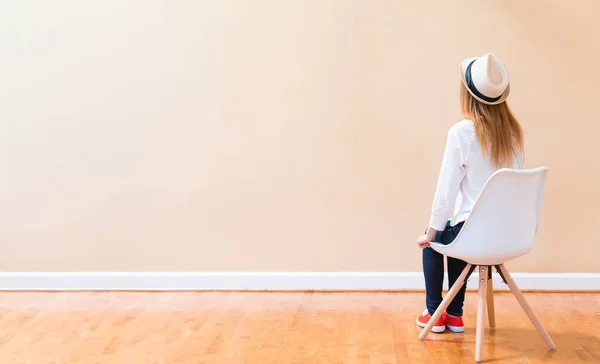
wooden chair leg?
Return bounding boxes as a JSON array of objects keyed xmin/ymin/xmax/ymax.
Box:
[
  {"xmin": 487, "ymin": 272, "xmax": 496, "ymax": 329},
  {"xmin": 498, "ymin": 264, "xmax": 557, "ymax": 350},
  {"xmin": 418, "ymin": 264, "xmax": 473, "ymax": 340},
  {"xmin": 475, "ymin": 266, "xmax": 488, "ymax": 363}
]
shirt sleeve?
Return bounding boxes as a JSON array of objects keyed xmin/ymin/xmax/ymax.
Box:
[{"xmin": 428, "ymin": 128, "xmax": 466, "ymax": 231}]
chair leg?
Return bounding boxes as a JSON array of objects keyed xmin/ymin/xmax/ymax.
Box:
[
  {"xmin": 498, "ymin": 264, "xmax": 557, "ymax": 350},
  {"xmin": 475, "ymin": 266, "xmax": 488, "ymax": 363},
  {"xmin": 418, "ymin": 264, "xmax": 473, "ymax": 340},
  {"xmin": 487, "ymin": 271, "xmax": 496, "ymax": 329}
]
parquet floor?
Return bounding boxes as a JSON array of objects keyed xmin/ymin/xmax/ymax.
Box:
[{"xmin": 0, "ymin": 291, "xmax": 598, "ymax": 363}]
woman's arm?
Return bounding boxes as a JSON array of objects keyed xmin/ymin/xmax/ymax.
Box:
[
  {"xmin": 417, "ymin": 127, "xmax": 465, "ymax": 248},
  {"xmin": 428, "ymin": 128, "xmax": 465, "ymax": 231}
]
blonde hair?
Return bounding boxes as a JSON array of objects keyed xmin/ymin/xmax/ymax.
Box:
[{"xmin": 460, "ymin": 83, "xmax": 524, "ymax": 168}]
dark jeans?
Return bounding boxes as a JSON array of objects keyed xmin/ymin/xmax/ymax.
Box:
[{"xmin": 423, "ymin": 221, "xmax": 468, "ymax": 317}]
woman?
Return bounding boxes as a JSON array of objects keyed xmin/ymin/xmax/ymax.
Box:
[{"xmin": 416, "ymin": 53, "xmax": 525, "ymax": 333}]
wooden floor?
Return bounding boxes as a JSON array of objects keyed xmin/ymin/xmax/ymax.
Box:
[{"xmin": 0, "ymin": 291, "xmax": 598, "ymax": 363}]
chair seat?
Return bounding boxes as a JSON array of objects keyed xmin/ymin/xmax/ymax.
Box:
[{"xmin": 430, "ymin": 242, "xmax": 529, "ymax": 266}]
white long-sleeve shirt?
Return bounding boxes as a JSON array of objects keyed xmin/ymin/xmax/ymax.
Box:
[{"xmin": 429, "ymin": 119, "xmax": 525, "ymax": 231}]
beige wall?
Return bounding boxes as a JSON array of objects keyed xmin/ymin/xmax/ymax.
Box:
[{"xmin": 0, "ymin": 1, "xmax": 598, "ymax": 273}]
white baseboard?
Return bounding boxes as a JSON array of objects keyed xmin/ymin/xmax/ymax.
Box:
[{"xmin": 0, "ymin": 272, "xmax": 598, "ymax": 291}]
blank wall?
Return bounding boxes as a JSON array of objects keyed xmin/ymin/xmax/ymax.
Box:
[{"xmin": 0, "ymin": 1, "xmax": 598, "ymax": 272}]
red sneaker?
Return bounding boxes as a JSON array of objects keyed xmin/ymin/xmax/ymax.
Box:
[
  {"xmin": 416, "ymin": 309, "xmax": 445, "ymax": 333},
  {"xmin": 443, "ymin": 312, "xmax": 465, "ymax": 333}
]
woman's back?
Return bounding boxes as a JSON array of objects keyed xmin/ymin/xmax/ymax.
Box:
[{"xmin": 446, "ymin": 119, "xmax": 524, "ymax": 227}]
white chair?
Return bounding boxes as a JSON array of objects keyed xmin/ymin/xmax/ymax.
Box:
[{"xmin": 418, "ymin": 167, "xmax": 557, "ymax": 363}]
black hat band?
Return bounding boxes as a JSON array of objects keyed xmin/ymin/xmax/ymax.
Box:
[{"xmin": 465, "ymin": 60, "xmax": 503, "ymax": 103}]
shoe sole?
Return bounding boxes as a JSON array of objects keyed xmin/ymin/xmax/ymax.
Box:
[
  {"xmin": 446, "ymin": 324, "xmax": 465, "ymax": 333},
  {"xmin": 416, "ymin": 318, "xmax": 445, "ymax": 333}
]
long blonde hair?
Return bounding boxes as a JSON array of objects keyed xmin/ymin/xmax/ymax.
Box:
[{"xmin": 460, "ymin": 83, "xmax": 524, "ymax": 168}]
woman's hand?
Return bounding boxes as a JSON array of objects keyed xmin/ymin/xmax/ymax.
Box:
[
  {"xmin": 417, "ymin": 234, "xmax": 431, "ymax": 249},
  {"xmin": 417, "ymin": 228, "xmax": 437, "ymax": 249}
]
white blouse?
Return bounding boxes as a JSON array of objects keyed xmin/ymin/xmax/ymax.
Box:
[{"xmin": 429, "ymin": 119, "xmax": 525, "ymax": 231}]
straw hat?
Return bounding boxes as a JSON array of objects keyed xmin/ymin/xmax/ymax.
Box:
[{"xmin": 459, "ymin": 53, "xmax": 510, "ymax": 105}]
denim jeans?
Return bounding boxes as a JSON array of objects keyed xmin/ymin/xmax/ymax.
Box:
[{"xmin": 422, "ymin": 221, "xmax": 468, "ymax": 317}]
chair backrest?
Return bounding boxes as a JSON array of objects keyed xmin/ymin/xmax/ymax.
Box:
[{"xmin": 447, "ymin": 167, "xmax": 548, "ymax": 265}]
